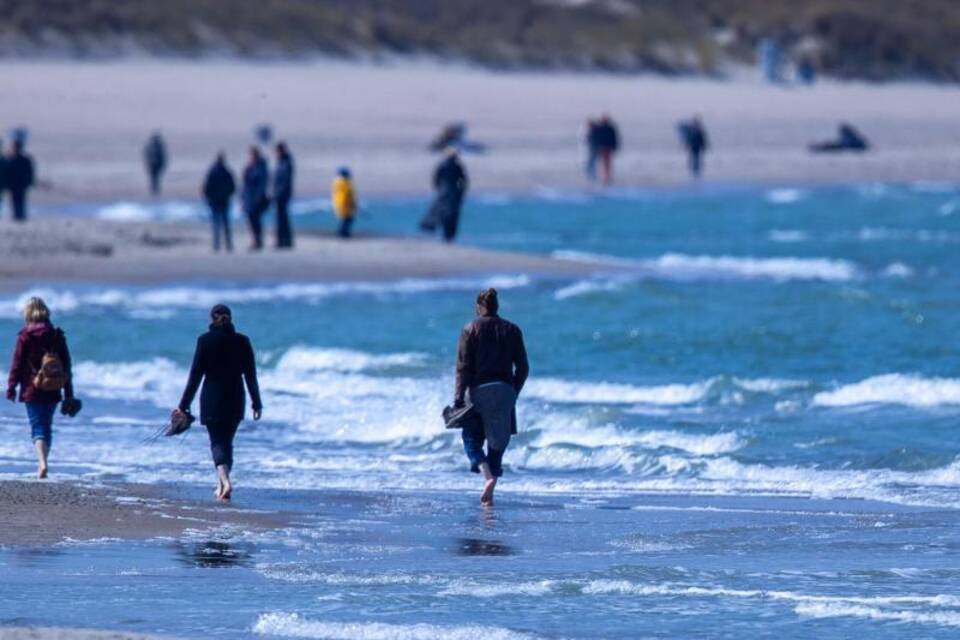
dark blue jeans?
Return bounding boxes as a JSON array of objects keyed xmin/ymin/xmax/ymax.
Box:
[
  {"xmin": 210, "ymin": 204, "xmax": 233, "ymax": 252},
  {"xmin": 462, "ymin": 421, "xmax": 505, "ymax": 478},
  {"xmin": 26, "ymin": 401, "xmax": 57, "ymax": 447},
  {"xmin": 207, "ymin": 420, "xmax": 240, "ymax": 469}
]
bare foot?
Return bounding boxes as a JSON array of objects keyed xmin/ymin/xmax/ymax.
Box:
[
  {"xmin": 480, "ymin": 479, "xmax": 496, "ymax": 506},
  {"xmin": 218, "ymin": 480, "xmax": 232, "ymax": 502},
  {"xmin": 37, "ymin": 465, "xmax": 48, "ymax": 480}
]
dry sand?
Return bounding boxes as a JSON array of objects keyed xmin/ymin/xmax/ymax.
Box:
[
  {"xmin": 0, "ymin": 216, "xmax": 595, "ymax": 291},
  {"xmin": 0, "ymin": 59, "xmax": 957, "ymax": 206},
  {"xmin": 0, "ymin": 479, "xmax": 287, "ymax": 547}
]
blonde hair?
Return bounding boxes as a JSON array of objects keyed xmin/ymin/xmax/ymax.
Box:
[{"xmin": 22, "ymin": 297, "xmax": 50, "ymax": 324}]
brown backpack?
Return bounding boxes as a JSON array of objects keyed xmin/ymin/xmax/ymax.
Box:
[{"xmin": 33, "ymin": 343, "xmax": 67, "ymax": 393}]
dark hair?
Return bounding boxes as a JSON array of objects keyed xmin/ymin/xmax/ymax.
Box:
[
  {"xmin": 210, "ymin": 304, "xmax": 232, "ymax": 326},
  {"xmin": 476, "ymin": 288, "xmax": 499, "ymax": 313}
]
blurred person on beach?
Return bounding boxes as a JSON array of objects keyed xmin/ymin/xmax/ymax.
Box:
[
  {"xmin": 174, "ymin": 304, "xmax": 262, "ymax": 502},
  {"xmin": 143, "ymin": 132, "xmax": 167, "ymax": 196},
  {"xmin": 7, "ymin": 297, "xmax": 75, "ymax": 479},
  {"xmin": 677, "ymin": 116, "xmax": 709, "ymax": 179},
  {"xmin": 809, "ymin": 123, "xmax": 870, "ymax": 153},
  {"xmin": 594, "ymin": 115, "xmax": 619, "ymax": 185},
  {"xmin": 273, "ymin": 142, "xmax": 295, "ymax": 249},
  {"xmin": 202, "ymin": 153, "xmax": 236, "ymax": 253},
  {"xmin": 241, "ymin": 146, "xmax": 270, "ymax": 250},
  {"xmin": 331, "ymin": 167, "xmax": 357, "ymax": 239},
  {"xmin": 6, "ymin": 138, "xmax": 35, "ymax": 222},
  {"xmin": 0, "ymin": 140, "xmax": 6, "ymax": 214},
  {"xmin": 454, "ymin": 288, "xmax": 528, "ymax": 506},
  {"xmin": 583, "ymin": 118, "xmax": 600, "ymax": 181},
  {"xmin": 420, "ymin": 147, "xmax": 469, "ymax": 242}
]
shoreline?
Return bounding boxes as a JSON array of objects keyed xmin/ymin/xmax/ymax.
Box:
[{"xmin": 0, "ymin": 216, "xmax": 599, "ymax": 293}]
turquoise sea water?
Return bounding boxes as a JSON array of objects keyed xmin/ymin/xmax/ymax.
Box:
[{"xmin": 2, "ymin": 182, "xmax": 960, "ymax": 638}]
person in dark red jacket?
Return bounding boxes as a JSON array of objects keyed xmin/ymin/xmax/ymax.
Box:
[
  {"xmin": 6, "ymin": 297, "xmax": 74, "ymax": 478},
  {"xmin": 174, "ymin": 304, "xmax": 262, "ymax": 502}
]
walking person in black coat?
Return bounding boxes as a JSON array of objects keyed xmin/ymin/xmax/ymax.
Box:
[
  {"xmin": 202, "ymin": 153, "xmax": 236, "ymax": 252},
  {"xmin": 273, "ymin": 142, "xmax": 295, "ymax": 249},
  {"xmin": 174, "ymin": 304, "xmax": 262, "ymax": 502},
  {"xmin": 6, "ymin": 139, "xmax": 35, "ymax": 222},
  {"xmin": 420, "ymin": 148, "xmax": 469, "ymax": 242}
]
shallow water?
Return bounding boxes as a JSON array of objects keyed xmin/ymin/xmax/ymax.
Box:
[{"xmin": 3, "ymin": 182, "xmax": 960, "ymax": 637}]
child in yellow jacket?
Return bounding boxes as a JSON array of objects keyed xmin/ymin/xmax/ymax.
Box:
[{"xmin": 331, "ymin": 167, "xmax": 357, "ymax": 238}]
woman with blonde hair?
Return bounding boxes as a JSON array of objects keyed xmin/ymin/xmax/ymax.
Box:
[{"xmin": 6, "ymin": 297, "xmax": 77, "ymax": 478}]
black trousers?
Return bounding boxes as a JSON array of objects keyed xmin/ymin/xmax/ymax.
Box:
[
  {"xmin": 10, "ymin": 188, "xmax": 27, "ymax": 221},
  {"xmin": 206, "ymin": 420, "xmax": 240, "ymax": 469},
  {"xmin": 275, "ymin": 196, "xmax": 294, "ymax": 248},
  {"xmin": 245, "ymin": 200, "xmax": 268, "ymax": 249}
]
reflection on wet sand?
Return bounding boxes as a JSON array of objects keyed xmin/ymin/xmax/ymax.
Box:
[{"xmin": 174, "ymin": 540, "xmax": 253, "ymax": 568}]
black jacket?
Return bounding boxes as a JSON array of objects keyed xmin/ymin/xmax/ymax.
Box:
[
  {"xmin": 203, "ymin": 161, "xmax": 236, "ymax": 207},
  {"xmin": 273, "ymin": 155, "xmax": 294, "ymax": 201},
  {"xmin": 6, "ymin": 153, "xmax": 34, "ymax": 192},
  {"xmin": 455, "ymin": 312, "xmax": 529, "ymax": 404},
  {"xmin": 178, "ymin": 323, "xmax": 262, "ymax": 425},
  {"xmin": 434, "ymin": 156, "xmax": 468, "ymax": 197}
]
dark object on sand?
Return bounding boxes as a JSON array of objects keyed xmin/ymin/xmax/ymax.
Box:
[
  {"xmin": 165, "ymin": 409, "xmax": 195, "ymax": 436},
  {"xmin": 443, "ymin": 401, "xmax": 481, "ymax": 430},
  {"xmin": 677, "ymin": 117, "xmax": 709, "ymax": 178},
  {"xmin": 428, "ymin": 123, "xmax": 487, "ymax": 154},
  {"xmin": 809, "ymin": 123, "xmax": 870, "ymax": 153},
  {"xmin": 60, "ymin": 397, "xmax": 82, "ymax": 417}
]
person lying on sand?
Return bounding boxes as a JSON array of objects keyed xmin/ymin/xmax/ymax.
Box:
[
  {"xmin": 453, "ymin": 288, "xmax": 529, "ymax": 506},
  {"xmin": 174, "ymin": 304, "xmax": 262, "ymax": 502}
]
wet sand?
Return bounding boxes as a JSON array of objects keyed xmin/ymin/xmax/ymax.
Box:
[
  {"xmin": 0, "ymin": 59, "xmax": 957, "ymax": 206},
  {"xmin": 0, "ymin": 480, "xmax": 287, "ymax": 547},
  {"xmin": 0, "ymin": 216, "xmax": 596, "ymax": 292}
]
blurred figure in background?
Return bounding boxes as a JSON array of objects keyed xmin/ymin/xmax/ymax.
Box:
[
  {"xmin": 809, "ymin": 123, "xmax": 870, "ymax": 153},
  {"xmin": 795, "ymin": 56, "xmax": 816, "ymax": 85},
  {"xmin": 241, "ymin": 146, "xmax": 269, "ymax": 251},
  {"xmin": 6, "ymin": 138, "xmax": 35, "ymax": 222},
  {"xmin": 273, "ymin": 142, "xmax": 295, "ymax": 249},
  {"xmin": 0, "ymin": 140, "xmax": 6, "ymax": 217},
  {"xmin": 758, "ymin": 38, "xmax": 782, "ymax": 83},
  {"xmin": 594, "ymin": 115, "xmax": 619, "ymax": 185},
  {"xmin": 420, "ymin": 147, "xmax": 469, "ymax": 242},
  {"xmin": 428, "ymin": 122, "xmax": 487, "ymax": 154},
  {"xmin": 202, "ymin": 153, "xmax": 236, "ymax": 253},
  {"xmin": 331, "ymin": 167, "xmax": 357, "ymax": 239},
  {"xmin": 677, "ymin": 116, "xmax": 709, "ymax": 179},
  {"xmin": 143, "ymin": 132, "xmax": 167, "ymax": 196},
  {"xmin": 583, "ymin": 118, "xmax": 600, "ymax": 182}
]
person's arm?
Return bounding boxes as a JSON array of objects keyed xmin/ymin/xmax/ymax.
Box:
[
  {"xmin": 242, "ymin": 337, "xmax": 263, "ymax": 418},
  {"xmin": 178, "ymin": 338, "xmax": 205, "ymax": 413},
  {"xmin": 58, "ymin": 330, "xmax": 74, "ymax": 400},
  {"xmin": 454, "ymin": 326, "xmax": 474, "ymax": 406},
  {"xmin": 6, "ymin": 333, "xmax": 23, "ymax": 401},
  {"xmin": 512, "ymin": 327, "xmax": 529, "ymax": 394}
]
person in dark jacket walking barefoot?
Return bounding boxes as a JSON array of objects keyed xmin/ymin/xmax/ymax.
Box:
[
  {"xmin": 174, "ymin": 304, "xmax": 262, "ymax": 502},
  {"xmin": 454, "ymin": 288, "xmax": 529, "ymax": 506},
  {"xmin": 6, "ymin": 297, "xmax": 76, "ymax": 479}
]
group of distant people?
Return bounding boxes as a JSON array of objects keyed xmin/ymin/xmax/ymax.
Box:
[{"xmin": 199, "ymin": 142, "xmax": 297, "ymax": 252}]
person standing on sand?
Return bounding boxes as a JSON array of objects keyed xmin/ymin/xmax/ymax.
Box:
[
  {"xmin": 583, "ymin": 118, "xmax": 601, "ymax": 182},
  {"xmin": 420, "ymin": 147, "xmax": 469, "ymax": 242},
  {"xmin": 143, "ymin": 132, "xmax": 167, "ymax": 196},
  {"xmin": 594, "ymin": 115, "xmax": 619, "ymax": 185},
  {"xmin": 677, "ymin": 116, "xmax": 709, "ymax": 179},
  {"xmin": 454, "ymin": 288, "xmax": 529, "ymax": 506},
  {"xmin": 202, "ymin": 153, "xmax": 236, "ymax": 253},
  {"xmin": 6, "ymin": 297, "xmax": 76, "ymax": 479},
  {"xmin": 241, "ymin": 146, "xmax": 270, "ymax": 251},
  {"xmin": 174, "ymin": 304, "xmax": 262, "ymax": 502},
  {"xmin": 273, "ymin": 142, "xmax": 295, "ymax": 249},
  {"xmin": 6, "ymin": 139, "xmax": 35, "ymax": 222},
  {"xmin": 331, "ymin": 167, "xmax": 357, "ymax": 238}
]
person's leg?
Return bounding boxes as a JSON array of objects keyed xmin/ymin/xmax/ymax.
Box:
[
  {"xmin": 26, "ymin": 402, "xmax": 54, "ymax": 479},
  {"xmin": 586, "ymin": 150, "xmax": 597, "ymax": 181},
  {"xmin": 338, "ymin": 217, "xmax": 354, "ymax": 238},
  {"xmin": 442, "ymin": 203, "xmax": 461, "ymax": 242},
  {"xmin": 600, "ymin": 150, "xmax": 612, "ymax": 185},
  {"xmin": 207, "ymin": 421, "xmax": 239, "ymax": 501},
  {"xmin": 211, "ymin": 206, "xmax": 221, "ymax": 252},
  {"xmin": 223, "ymin": 207, "xmax": 233, "ymax": 253},
  {"xmin": 276, "ymin": 197, "xmax": 293, "ymax": 248},
  {"xmin": 461, "ymin": 423, "xmax": 488, "ymax": 475},
  {"xmin": 11, "ymin": 189, "xmax": 26, "ymax": 222}
]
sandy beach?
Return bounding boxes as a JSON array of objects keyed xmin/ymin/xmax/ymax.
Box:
[
  {"xmin": 0, "ymin": 59, "xmax": 957, "ymax": 207},
  {"xmin": 0, "ymin": 215, "xmax": 596, "ymax": 291}
]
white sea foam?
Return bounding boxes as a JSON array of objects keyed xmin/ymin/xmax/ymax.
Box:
[
  {"xmin": 813, "ymin": 374, "xmax": 960, "ymax": 407},
  {"xmin": 765, "ymin": 188, "xmax": 807, "ymax": 204},
  {"xmin": 732, "ymin": 378, "xmax": 808, "ymax": 393},
  {"xmin": 252, "ymin": 613, "xmax": 540, "ymax": 639},
  {"xmin": 274, "ymin": 347, "xmax": 428, "ymax": 373},
  {"xmin": 552, "ymin": 250, "xmax": 859, "ymax": 282},
  {"xmin": 97, "ymin": 200, "xmax": 204, "ymax": 222},
  {"xmin": 882, "ymin": 262, "xmax": 914, "ymax": 278},
  {"xmin": 768, "ymin": 229, "xmax": 810, "ymax": 243},
  {"xmin": 795, "ymin": 602, "xmax": 960, "ymax": 627},
  {"xmin": 438, "ymin": 580, "xmax": 555, "ymax": 598},
  {"xmin": 0, "ymin": 276, "xmax": 532, "ymax": 318},
  {"xmin": 524, "ymin": 378, "xmax": 709, "ymax": 405}
]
